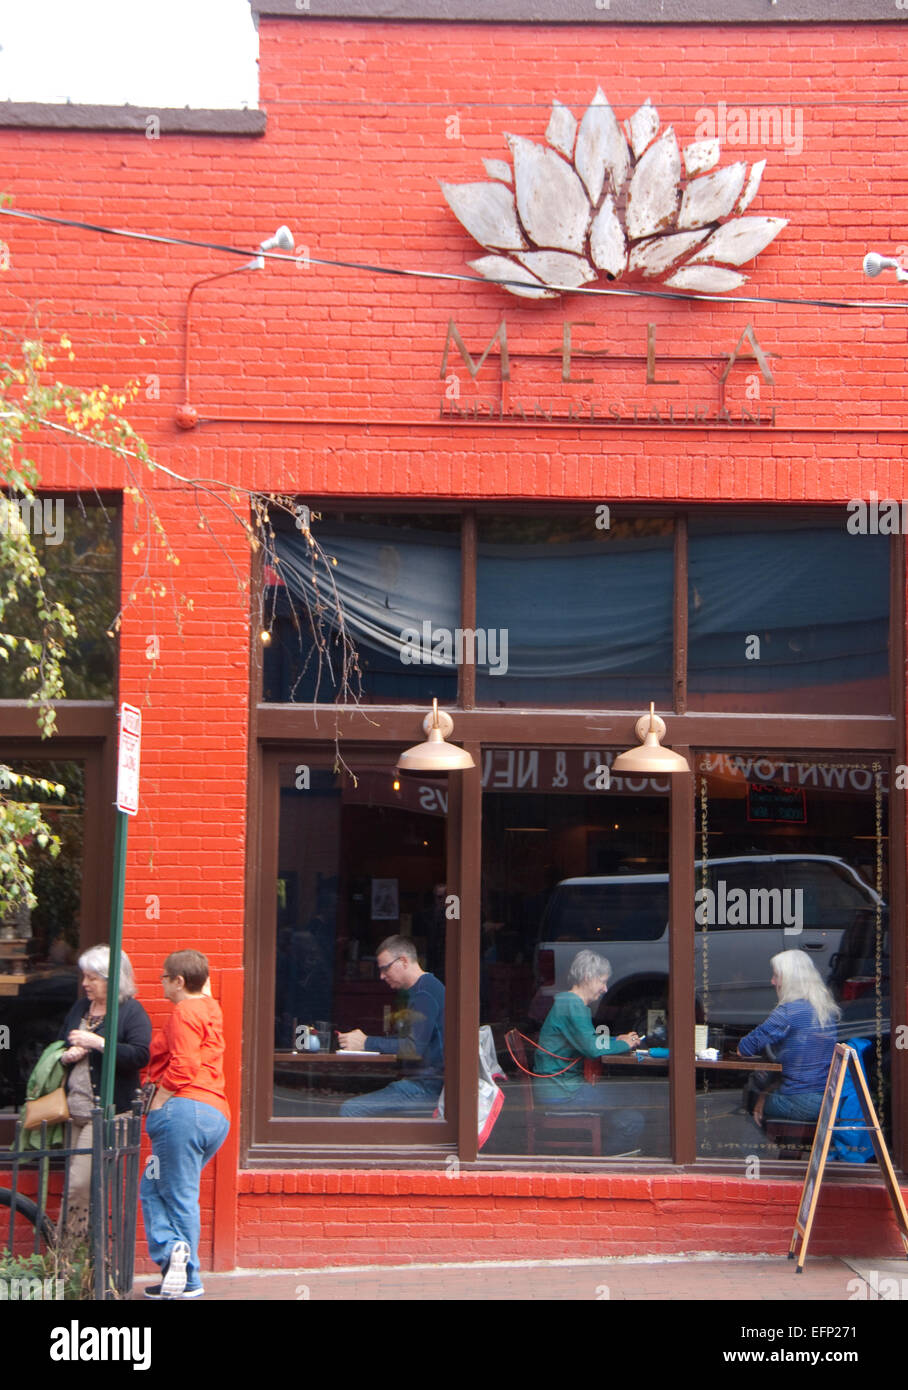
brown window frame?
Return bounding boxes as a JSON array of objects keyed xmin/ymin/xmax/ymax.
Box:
[{"xmin": 245, "ymin": 505, "xmax": 905, "ymax": 1172}]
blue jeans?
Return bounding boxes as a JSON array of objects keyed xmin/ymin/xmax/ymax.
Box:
[
  {"xmin": 141, "ymin": 1098, "xmax": 229, "ymax": 1291},
  {"xmin": 339, "ymin": 1078, "xmax": 441, "ymax": 1117},
  {"xmin": 544, "ymin": 1082, "xmax": 645, "ymax": 1150},
  {"xmin": 764, "ymin": 1089, "xmax": 824, "ymax": 1122}
]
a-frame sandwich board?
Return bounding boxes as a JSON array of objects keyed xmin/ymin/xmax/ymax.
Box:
[{"xmin": 789, "ymin": 1042, "xmax": 908, "ymax": 1272}]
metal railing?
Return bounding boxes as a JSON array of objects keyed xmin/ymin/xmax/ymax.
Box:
[{"xmin": 2, "ymin": 1101, "xmax": 143, "ymax": 1299}]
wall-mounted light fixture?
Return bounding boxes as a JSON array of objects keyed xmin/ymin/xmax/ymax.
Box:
[
  {"xmin": 177, "ymin": 224, "xmax": 295, "ymax": 429},
  {"xmin": 612, "ymin": 703, "xmax": 690, "ymax": 775},
  {"xmin": 397, "ymin": 699, "xmax": 475, "ymax": 773}
]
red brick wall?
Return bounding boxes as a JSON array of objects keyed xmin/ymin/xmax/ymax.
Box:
[
  {"xmin": 234, "ymin": 1171, "xmax": 908, "ymax": 1266},
  {"xmin": 2, "ymin": 17, "xmax": 906, "ymax": 1268}
]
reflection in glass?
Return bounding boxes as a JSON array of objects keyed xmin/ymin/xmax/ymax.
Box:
[
  {"xmin": 688, "ymin": 519, "xmax": 889, "ymax": 713},
  {"xmin": 479, "ymin": 748, "xmax": 670, "ymax": 1158},
  {"xmin": 273, "ymin": 762, "xmax": 447, "ymax": 1123},
  {"xmin": 0, "ymin": 760, "xmax": 84, "ymax": 1112},
  {"xmin": 476, "ymin": 516, "xmax": 674, "ymax": 707},
  {"xmin": 262, "ymin": 514, "xmax": 460, "ymax": 704},
  {"xmin": 0, "ymin": 502, "xmax": 118, "ymax": 701},
  {"xmin": 695, "ymin": 754, "xmax": 890, "ymax": 1162}
]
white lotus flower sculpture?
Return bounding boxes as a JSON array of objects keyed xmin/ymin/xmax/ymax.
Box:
[{"xmin": 440, "ymin": 90, "xmax": 787, "ymax": 298}]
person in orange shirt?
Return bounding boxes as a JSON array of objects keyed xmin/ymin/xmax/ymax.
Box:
[{"xmin": 140, "ymin": 950, "xmax": 230, "ymax": 1300}]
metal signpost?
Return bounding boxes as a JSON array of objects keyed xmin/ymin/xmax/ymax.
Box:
[{"xmin": 99, "ymin": 703, "xmax": 141, "ymax": 1115}]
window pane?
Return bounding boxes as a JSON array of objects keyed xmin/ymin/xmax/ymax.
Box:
[
  {"xmin": 0, "ymin": 500, "xmax": 118, "ymax": 701},
  {"xmin": 687, "ymin": 518, "xmax": 889, "ymax": 713},
  {"xmin": 273, "ymin": 760, "xmax": 447, "ymax": 1128},
  {"xmin": 479, "ymin": 747, "xmax": 671, "ymax": 1159},
  {"xmin": 0, "ymin": 759, "xmax": 84, "ymax": 1113},
  {"xmin": 475, "ymin": 516, "xmax": 674, "ymax": 707},
  {"xmin": 263, "ymin": 514, "xmax": 460, "ymax": 704},
  {"xmin": 695, "ymin": 753, "xmax": 890, "ymax": 1162}
]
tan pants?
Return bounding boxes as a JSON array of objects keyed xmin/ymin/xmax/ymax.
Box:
[{"xmin": 61, "ymin": 1113, "xmax": 129, "ymax": 1241}]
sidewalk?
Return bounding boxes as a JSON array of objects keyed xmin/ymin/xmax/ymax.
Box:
[{"xmin": 133, "ymin": 1253, "xmax": 908, "ymax": 1301}]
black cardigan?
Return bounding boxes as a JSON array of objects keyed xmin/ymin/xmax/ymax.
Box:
[{"xmin": 58, "ymin": 995, "xmax": 152, "ymax": 1115}]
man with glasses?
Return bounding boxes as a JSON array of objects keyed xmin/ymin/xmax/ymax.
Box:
[{"xmin": 337, "ymin": 936, "xmax": 444, "ymax": 1117}]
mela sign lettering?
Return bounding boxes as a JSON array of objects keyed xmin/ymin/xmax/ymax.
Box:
[{"xmin": 440, "ymin": 318, "xmax": 777, "ymax": 426}]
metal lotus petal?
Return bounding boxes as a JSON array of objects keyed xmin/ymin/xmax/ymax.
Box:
[
  {"xmin": 506, "ymin": 134, "xmax": 591, "ymax": 255},
  {"xmin": 625, "ymin": 99, "xmax": 660, "ymax": 158},
  {"xmin": 439, "ymin": 180, "xmax": 526, "ymax": 251},
  {"xmin": 687, "ymin": 215, "xmax": 788, "ymax": 267},
  {"xmin": 589, "ymin": 194, "xmax": 627, "ymax": 278},
  {"xmin": 628, "ymin": 229, "xmax": 710, "ymax": 278},
  {"xmin": 736, "ymin": 159, "xmax": 766, "ymax": 214},
  {"xmin": 483, "ymin": 158, "xmax": 512, "ymax": 185},
  {"xmin": 625, "ymin": 127, "xmax": 681, "ymax": 241},
  {"xmin": 683, "ymin": 139, "xmax": 720, "ymax": 177},
  {"xmin": 515, "ymin": 250, "xmax": 598, "ymax": 289},
  {"xmin": 666, "ymin": 265, "xmax": 747, "ymax": 292},
  {"xmin": 677, "ymin": 162, "xmax": 748, "ymax": 231},
  {"xmin": 575, "ymin": 87, "xmax": 631, "ymax": 204},
  {"xmin": 468, "ymin": 254, "xmax": 556, "ymax": 299},
  {"xmin": 546, "ymin": 100, "xmax": 577, "ymax": 159}
]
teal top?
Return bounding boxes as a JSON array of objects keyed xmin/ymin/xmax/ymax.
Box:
[{"xmin": 533, "ymin": 991, "xmax": 630, "ymax": 1103}]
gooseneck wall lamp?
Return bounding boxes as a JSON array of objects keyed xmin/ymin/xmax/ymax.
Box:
[{"xmin": 176, "ymin": 224, "xmax": 295, "ymax": 429}]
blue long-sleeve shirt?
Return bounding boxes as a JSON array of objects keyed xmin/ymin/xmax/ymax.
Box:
[
  {"xmin": 365, "ymin": 973, "xmax": 445, "ymax": 1081},
  {"xmin": 738, "ymin": 999, "xmax": 836, "ymax": 1094}
]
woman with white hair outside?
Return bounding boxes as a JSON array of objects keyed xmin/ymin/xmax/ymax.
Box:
[
  {"xmin": 57, "ymin": 944, "xmax": 151, "ymax": 1236},
  {"xmin": 737, "ymin": 949, "xmax": 840, "ymax": 1128},
  {"xmin": 534, "ymin": 949, "xmax": 645, "ymax": 1155}
]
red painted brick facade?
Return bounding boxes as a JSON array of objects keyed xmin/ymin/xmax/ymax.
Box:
[{"xmin": 1, "ymin": 15, "xmax": 906, "ymax": 1268}]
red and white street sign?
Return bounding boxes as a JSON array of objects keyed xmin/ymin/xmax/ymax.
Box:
[{"xmin": 116, "ymin": 703, "xmax": 142, "ymax": 816}]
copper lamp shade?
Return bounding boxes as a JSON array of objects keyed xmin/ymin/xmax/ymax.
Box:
[
  {"xmin": 396, "ymin": 699, "xmax": 475, "ymax": 773},
  {"xmin": 611, "ymin": 702, "xmax": 691, "ymax": 775}
]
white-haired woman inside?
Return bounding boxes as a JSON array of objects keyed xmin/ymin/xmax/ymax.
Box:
[
  {"xmin": 737, "ymin": 949, "xmax": 840, "ymax": 1128},
  {"xmin": 57, "ymin": 945, "xmax": 151, "ymax": 1236},
  {"xmin": 534, "ymin": 949, "xmax": 645, "ymax": 1155}
]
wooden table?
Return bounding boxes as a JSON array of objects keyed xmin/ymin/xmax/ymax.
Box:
[
  {"xmin": 596, "ymin": 1053, "xmax": 782, "ymax": 1072},
  {"xmin": 274, "ymin": 1050, "xmax": 396, "ymax": 1064}
]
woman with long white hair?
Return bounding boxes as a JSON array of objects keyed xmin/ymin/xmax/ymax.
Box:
[{"xmin": 738, "ymin": 949, "xmax": 840, "ymax": 1126}]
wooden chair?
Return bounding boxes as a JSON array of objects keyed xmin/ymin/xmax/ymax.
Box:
[
  {"xmin": 764, "ymin": 1118, "xmax": 816, "ymax": 1158},
  {"xmin": 504, "ymin": 1029, "xmax": 602, "ymax": 1156}
]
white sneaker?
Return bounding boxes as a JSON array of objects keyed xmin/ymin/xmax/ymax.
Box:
[{"xmin": 161, "ymin": 1240, "xmax": 191, "ymax": 1298}]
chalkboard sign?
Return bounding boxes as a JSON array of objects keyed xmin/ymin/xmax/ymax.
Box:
[
  {"xmin": 789, "ymin": 1043, "xmax": 908, "ymax": 1272},
  {"xmin": 746, "ymin": 781, "xmax": 807, "ymax": 823}
]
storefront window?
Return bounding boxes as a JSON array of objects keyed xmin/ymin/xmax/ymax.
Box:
[
  {"xmin": 479, "ymin": 748, "xmax": 671, "ymax": 1159},
  {"xmin": 251, "ymin": 505, "xmax": 901, "ymax": 1168},
  {"xmin": 0, "ymin": 759, "xmax": 84, "ymax": 1113},
  {"xmin": 0, "ymin": 498, "xmax": 119, "ymax": 701},
  {"xmin": 475, "ymin": 515, "xmax": 674, "ymax": 707},
  {"xmin": 271, "ymin": 759, "xmax": 448, "ymax": 1129},
  {"xmin": 694, "ymin": 753, "xmax": 890, "ymax": 1161},
  {"xmin": 262, "ymin": 513, "xmax": 461, "ymax": 704},
  {"xmin": 687, "ymin": 518, "xmax": 889, "ymax": 714}
]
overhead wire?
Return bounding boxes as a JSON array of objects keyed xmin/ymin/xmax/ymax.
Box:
[{"xmin": 0, "ymin": 204, "xmax": 905, "ymax": 314}]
